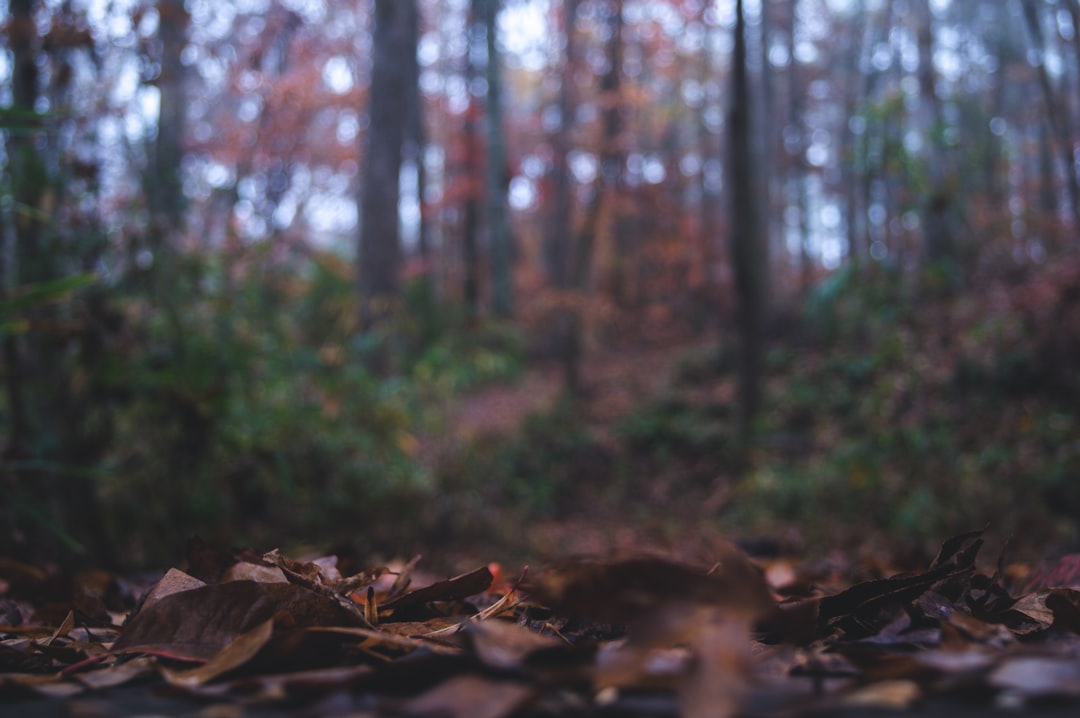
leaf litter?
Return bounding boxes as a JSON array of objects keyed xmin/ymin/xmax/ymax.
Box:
[{"xmin": 5, "ymin": 531, "xmax": 1080, "ymax": 716}]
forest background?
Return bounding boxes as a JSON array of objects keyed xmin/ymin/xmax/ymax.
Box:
[{"xmin": 2, "ymin": 0, "xmax": 1079, "ymax": 571}]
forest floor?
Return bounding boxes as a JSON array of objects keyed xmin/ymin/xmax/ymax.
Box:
[
  {"xmin": 424, "ymin": 337, "xmax": 704, "ymax": 453},
  {"xmin": 414, "ymin": 334, "xmax": 747, "ymax": 570},
  {"xmin": 7, "ymin": 262, "xmax": 1080, "ymax": 717}
]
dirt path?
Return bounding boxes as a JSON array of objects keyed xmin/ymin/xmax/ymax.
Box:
[{"xmin": 419, "ymin": 339, "xmax": 710, "ymax": 468}]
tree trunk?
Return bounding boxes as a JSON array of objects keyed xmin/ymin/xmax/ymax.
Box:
[
  {"xmin": 402, "ymin": 0, "xmax": 434, "ymax": 321},
  {"xmin": 786, "ymin": 0, "xmax": 810, "ymax": 292},
  {"xmin": 729, "ymin": 0, "xmax": 767, "ymax": 450},
  {"xmin": 484, "ymin": 0, "xmax": 513, "ymax": 318},
  {"xmin": 840, "ymin": 0, "xmax": 866, "ymax": 266},
  {"xmin": 147, "ymin": 0, "xmax": 189, "ymax": 233},
  {"xmin": 462, "ymin": 0, "xmax": 483, "ymax": 322},
  {"xmin": 358, "ymin": 0, "xmax": 416, "ymax": 365},
  {"xmin": 1, "ymin": 0, "xmax": 40, "ymax": 459},
  {"xmin": 758, "ymin": 0, "xmax": 778, "ymax": 272},
  {"xmin": 547, "ymin": 0, "xmax": 580, "ymax": 290},
  {"xmin": 545, "ymin": 0, "xmax": 584, "ymax": 394},
  {"xmin": 573, "ymin": 0, "xmax": 622, "ymax": 292},
  {"xmin": 914, "ymin": 0, "xmax": 955, "ymax": 269}
]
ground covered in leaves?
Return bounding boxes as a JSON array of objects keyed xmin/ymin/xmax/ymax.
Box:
[{"xmin": 5, "ymin": 531, "xmax": 1080, "ymax": 717}]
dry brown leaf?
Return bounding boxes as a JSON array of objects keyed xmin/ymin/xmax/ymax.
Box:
[
  {"xmin": 140, "ymin": 568, "xmax": 206, "ymax": 607},
  {"xmin": 379, "ymin": 566, "xmax": 494, "ymax": 616},
  {"xmin": 114, "ymin": 581, "xmax": 366, "ymax": 661},
  {"xmin": 162, "ymin": 619, "xmax": 274, "ymax": 688},
  {"xmin": 1009, "ymin": 590, "xmax": 1055, "ymax": 631},
  {"xmin": 462, "ymin": 618, "xmax": 560, "ymax": 670},
  {"xmin": 221, "ymin": 562, "xmax": 287, "ymax": 584},
  {"xmin": 74, "ymin": 655, "xmax": 157, "ymax": 690}
]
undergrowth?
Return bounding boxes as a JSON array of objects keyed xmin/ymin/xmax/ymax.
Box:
[{"xmin": 445, "ymin": 259, "xmax": 1080, "ymax": 559}]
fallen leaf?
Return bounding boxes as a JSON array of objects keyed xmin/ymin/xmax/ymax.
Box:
[
  {"xmin": 114, "ymin": 581, "xmax": 367, "ymax": 661},
  {"xmin": 74, "ymin": 655, "xmax": 156, "ymax": 690},
  {"xmin": 462, "ymin": 618, "xmax": 560, "ymax": 670},
  {"xmin": 162, "ymin": 619, "xmax": 274, "ymax": 687},
  {"xmin": 379, "ymin": 566, "xmax": 494, "ymax": 617}
]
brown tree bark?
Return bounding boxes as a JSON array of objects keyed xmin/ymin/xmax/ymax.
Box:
[
  {"xmin": 546, "ymin": 0, "xmax": 584, "ymax": 394},
  {"xmin": 147, "ymin": 0, "xmax": 190, "ymax": 232},
  {"xmin": 546, "ymin": 0, "xmax": 580, "ymax": 289},
  {"xmin": 786, "ymin": 0, "xmax": 810, "ymax": 292},
  {"xmin": 573, "ymin": 0, "xmax": 623, "ymax": 292},
  {"xmin": 484, "ymin": 0, "xmax": 514, "ymax": 318},
  {"xmin": 1, "ymin": 0, "xmax": 40, "ymax": 459},
  {"xmin": 462, "ymin": 0, "xmax": 483, "ymax": 322},
  {"xmin": 729, "ymin": 0, "xmax": 767, "ymax": 450},
  {"xmin": 358, "ymin": 0, "xmax": 417, "ymax": 365}
]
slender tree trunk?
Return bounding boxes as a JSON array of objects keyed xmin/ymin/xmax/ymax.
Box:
[
  {"xmin": 985, "ymin": 20, "xmax": 1009, "ymax": 207},
  {"xmin": 403, "ymin": 0, "xmax": 432, "ymax": 303},
  {"xmin": 358, "ymin": 0, "xmax": 415, "ymax": 365},
  {"xmin": 148, "ymin": 0, "xmax": 189, "ymax": 234},
  {"xmin": 547, "ymin": 0, "xmax": 580, "ymax": 289},
  {"xmin": 573, "ymin": 0, "xmax": 622, "ymax": 291},
  {"xmin": 786, "ymin": 0, "xmax": 810, "ymax": 292},
  {"xmin": 462, "ymin": 100, "xmax": 481, "ymax": 322},
  {"xmin": 841, "ymin": 0, "xmax": 865, "ymax": 267},
  {"xmin": 729, "ymin": 0, "xmax": 767, "ymax": 450},
  {"xmin": 1, "ymin": 0, "xmax": 40, "ymax": 459},
  {"xmin": 1039, "ymin": 119, "xmax": 1058, "ymax": 221},
  {"xmin": 547, "ymin": 0, "xmax": 625, "ymax": 396},
  {"xmin": 484, "ymin": 0, "xmax": 513, "ymax": 318},
  {"xmin": 546, "ymin": 0, "xmax": 584, "ymax": 393},
  {"xmin": 462, "ymin": 0, "xmax": 483, "ymax": 321},
  {"xmin": 759, "ymin": 0, "xmax": 778, "ymax": 266},
  {"xmin": 914, "ymin": 0, "xmax": 954, "ymax": 268}
]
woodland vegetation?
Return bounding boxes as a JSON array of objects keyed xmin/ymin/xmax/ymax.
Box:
[{"xmin": 2, "ymin": 0, "xmax": 1080, "ymax": 575}]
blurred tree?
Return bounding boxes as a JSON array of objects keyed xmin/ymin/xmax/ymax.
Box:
[
  {"xmin": 839, "ymin": 0, "xmax": 866, "ymax": 266},
  {"xmin": 912, "ymin": 0, "xmax": 957, "ymax": 270},
  {"xmin": 2, "ymin": 0, "xmax": 40, "ymax": 460},
  {"xmin": 358, "ymin": 0, "xmax": 418, "ymax": 367},
  {"xmin": 545, "ymin": 0, "xmax": 583, "ymax": 393},
  {"xmin": 545, "ymin": 0, "xmax": 579, "ymax": 292},
  {"xmin": 1022, "ymin": 0, "xmax": 1080, "ymax": 235},
  {"xmin": 1, "ymin": 0, "xmax": 117, "ymax": 562},
  {"xmin": 786, "ymin": 0, "xmax": 810, "ymax": 292},
  {"xmin": 574, "ymin": 0, "xmax": 623, "ymax": 294},
  {"xmin": 405, "ymin": 3, "xmax": 432, "ymax": 284},
  {"xmin": 759, "ymin": 0, "xmax": 778, "ymax": 270},
  {"xmin": 728, "ymin": 0, "xmax": 767, "ymax": 448},
  {"xmin": 146, "ymin": 0, "xmax": 189, "ymax": 234},
  {"xmin": 563, "ymin": 0, "xmax": 624, "ymax": 393},
  {"xmin": 484, "ymin": 0, "xmax": 514, "ymax": 318},
  {"xmin": 462, "ymin": 0, "xmax": 484, "ymax": 320}
]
